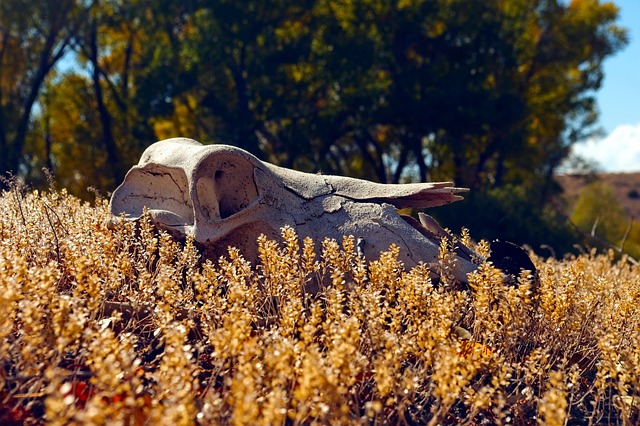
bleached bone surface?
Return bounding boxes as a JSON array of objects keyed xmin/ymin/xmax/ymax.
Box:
[{"xmin": 110, "ymin": 138, "xmax": 477, "ymax": 282}]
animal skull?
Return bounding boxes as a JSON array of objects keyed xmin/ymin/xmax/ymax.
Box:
[{"xmin": 109, "ymin": 138, "xmax": 478, "ymax": 282}]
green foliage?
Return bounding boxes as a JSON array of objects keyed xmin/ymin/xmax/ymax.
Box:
[
  {"xmin": 571, "ymin": 182, "xmax": 626, "ymax": 241},
  {"xmin": 0, "ymin": 0, "xmax": 629, "ymax": 254},
  {"xmin": 0, "ymin": 0, "xmax": 86, "ymax": 180},
  {"xmin": 571, "ymin": 181, "xmax": 640, "ymax": 259}
]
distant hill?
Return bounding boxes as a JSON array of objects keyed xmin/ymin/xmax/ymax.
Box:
[{"xmin": 556, "ymin": 172, "xmax": 640, "ymax": 219}]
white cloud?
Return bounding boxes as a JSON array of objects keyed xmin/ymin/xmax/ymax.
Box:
[{"xmin": 571, "ymin": 123, "xmax": 640, "ymax": 172}]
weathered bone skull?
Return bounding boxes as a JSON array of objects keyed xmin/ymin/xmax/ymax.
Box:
[{"xmin": 109, "ymin": 138, "xmax": 478, "ymax": 282}]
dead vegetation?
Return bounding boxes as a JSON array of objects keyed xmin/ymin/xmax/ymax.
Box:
[{"xmin": 1, "ymin": 181, "xmax": 639, "ymax": 425}]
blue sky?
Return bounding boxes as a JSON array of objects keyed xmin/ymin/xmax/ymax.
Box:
[{"xmin": 572, "ymin": 0, "xmax": 640, "ymax": 172}]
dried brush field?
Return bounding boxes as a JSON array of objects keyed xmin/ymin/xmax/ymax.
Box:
[{"xmin": 1, "ymin": 184, "xmax": 640, "ymax": 426}]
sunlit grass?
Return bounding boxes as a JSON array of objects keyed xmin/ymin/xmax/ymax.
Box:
[{"xmin": 1, "ymin": 182, "xmax": 639, "ymax": 425}]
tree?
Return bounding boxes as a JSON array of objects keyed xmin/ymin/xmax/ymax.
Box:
[
  {"xmin": 10, "ymin": 0, "xmax": 630, "ymax": 255},
  {"xmin": 27, "ymin": 0, "xmax": 196, "ymax": 194},
  {"xmin": 37, "ymin": 74, "xmax": 112, "ymax": 196},
  {"xmin": 0, "ymin": 0, "xmax": 86, "ymax": 184},
  {"xmin": 374, "ymin": 0, "xmax": 625, "ymax": 192},
  {"xmin": 34, "ymin": 0, "xmax": 626, "ymax": 187}
]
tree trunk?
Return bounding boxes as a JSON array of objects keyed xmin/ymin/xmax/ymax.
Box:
[
  {"xmin": 11, "ymin": 51, "xmax": 56, "ymax": 176},
  {"xmin": 354, "ymin": 133, "xmax": 387, "ymax": 183},
  {"xmin": 0, "ymin": 2, "xmax": 74, "ymax": 182},
  {"xmin": 413, "ymin": 136, "xmax": 428, "ymax": 182},
  {"xmin": 89, "ymin": 19, "xmax": 121, "ymax": 185},
  {"xmin": 230, "ymin": 42, "xmax": 260, "ymax": 156},
  {"xmin": 392, "ymin": 146, "xmax": 409, "ymax": 184},
  {"xmin": 0, "ymin": 30, "xmax": 8, "ymax": 165}
]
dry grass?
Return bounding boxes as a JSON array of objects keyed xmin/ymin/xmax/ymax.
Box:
[{"xmin": 1, "ymin": 181, "xmax": 639, "ymax": 425}]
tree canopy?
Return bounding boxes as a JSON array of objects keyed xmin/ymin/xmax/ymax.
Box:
[{"xmin": 0, "ymin": 0, "xmax": 628, "ymax": 251}]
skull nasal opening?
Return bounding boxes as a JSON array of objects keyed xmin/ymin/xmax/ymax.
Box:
[{"xmin": 195, "ymin": 155, "xmax": 260, "ymax": 220}]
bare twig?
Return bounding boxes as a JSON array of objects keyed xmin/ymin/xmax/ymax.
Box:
[
  {"xmin": 590, "ymin": 216, "xmax": 599, "ymax": 237},
  {"xmin": 42, "ymin": 203, "xmax": 62, "ymax": 263},
  {"xmin": 2, "ymin": 173, "xmax": 27, "ymax": 227},
  {"xmin": 618, "ymin": 217, "xmax": 634, "ymax": 253},
  {"xmin": 569, "ymin": 219, "xmax": 639, "ymax": 266}
]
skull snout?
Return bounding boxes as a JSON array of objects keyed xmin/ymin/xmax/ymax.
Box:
[{"xmin": 110, "ymin": 165, "xmax": 195, "ymax": 231}]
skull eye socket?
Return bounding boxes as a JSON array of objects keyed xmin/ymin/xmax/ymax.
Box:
[{"xmin": 195, "ymin": 156, "xmax": 260, "ymax": 220}]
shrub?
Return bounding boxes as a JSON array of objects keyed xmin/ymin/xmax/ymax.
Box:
[
  {"xmin": 435, "ymin": 184, "xmax": 580, "ymax": 257},
  {"xmin": 571, "ymin": 182, "xmax": 627, "ymax": 244},
  {"xmin": 571, "ymin": 181, "xmax": 640, "ymax": 260},
  {"xmin": 1, "ymin": 184, "xmax": 639, "ymax": 425}
]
